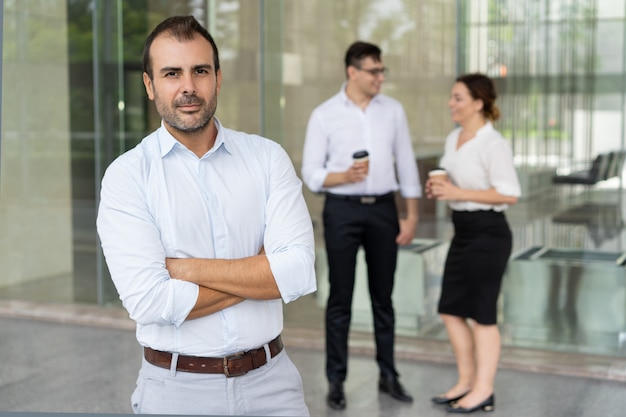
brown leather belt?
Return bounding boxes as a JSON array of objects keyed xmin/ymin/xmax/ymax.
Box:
[{"xmin": 143, "ymin": 335, "xmax": 283, "ymax": 377}]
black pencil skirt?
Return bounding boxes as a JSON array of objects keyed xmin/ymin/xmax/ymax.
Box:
[{"xmin": 437, "ymin": 210, "xmax": 512, "ymax": 325}]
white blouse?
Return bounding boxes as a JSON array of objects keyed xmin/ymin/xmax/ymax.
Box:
[{"xmin": 439, "ymin": 122, "xmax": 521, "ymax": 212}]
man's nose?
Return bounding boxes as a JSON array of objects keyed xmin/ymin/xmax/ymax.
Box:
[{"xmin": 180, "ymin": 74, "xmax": 197, "ymax": 95}]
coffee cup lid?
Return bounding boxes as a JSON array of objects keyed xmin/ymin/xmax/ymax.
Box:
[{"xmin": 428, "ymin": 169, "xmax": 446, "ymax": 176}]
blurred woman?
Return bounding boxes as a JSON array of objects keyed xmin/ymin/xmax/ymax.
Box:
[{"xmin": 426, "ymin": 73, "xmax": 521, "ymax": 413}]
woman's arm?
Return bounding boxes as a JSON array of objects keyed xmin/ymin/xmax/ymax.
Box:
[{"xmin": 429, "ymin": 179, "xmax": 518, "ymax": 205}]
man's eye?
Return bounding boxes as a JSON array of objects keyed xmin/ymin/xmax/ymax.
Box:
[{"xmin": 165, "ymin": 72, "xmax": 178, "ymax": 77}]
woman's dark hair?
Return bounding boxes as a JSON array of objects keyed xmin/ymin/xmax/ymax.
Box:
[
  {"xmin": 456, "ymin": 73, "xmax": 500, "ymax": 121},
  {"xmin": 344, "ymin": 41, "xmax": 381, "ymax": 74},
  {"xmin": 142, "ymin": 15, "xmax": 220, "ymax": 79}
]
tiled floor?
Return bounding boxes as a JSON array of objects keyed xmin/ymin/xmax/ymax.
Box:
[{"xmin": 0, "ymin": 302, "xmax": 625, "ymax": 417}]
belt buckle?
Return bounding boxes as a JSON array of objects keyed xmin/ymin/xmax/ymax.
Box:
[
  {"xmin": 223, "ymin": 352, "xmax": 247, "ymax": 377},
  {"xmin": 360, "ymin": 196, "xmax": 376, "ymax": 204}
]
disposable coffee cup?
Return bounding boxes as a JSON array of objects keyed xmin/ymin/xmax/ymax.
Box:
[
  {"xmin": 428, "ymin": 168, "xmax": 448, "ymax": 182},
  {"xmin": 352, "ymin": 150, "xmax": 369, "ymax": 175},
  {"xmin": 352, "ymin": 150, "xmax": 369, "ymax": 163}
]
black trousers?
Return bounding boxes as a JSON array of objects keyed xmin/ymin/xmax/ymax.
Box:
[{"xmin": 323, "ymin": 195, "xmax": 400, "ymax": 382}]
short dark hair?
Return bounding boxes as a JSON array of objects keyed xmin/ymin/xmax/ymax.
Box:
[
  {"xmin": 344, "ymin": 41, "xmax": 382, "ymax": 70},
  {"xmin": 456, "ymin": 73, "xmax": 501, "ymax": 121},
  {"xmin": 142, "ymin": 15, "xmax": 220, "ymax": 79}
]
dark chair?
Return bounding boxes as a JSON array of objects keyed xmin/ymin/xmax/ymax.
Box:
[
  {"xmin": 606, "ymin": 150, "xmax": 626, "ymax": 180},
  {"xmin": 601, "ymin": 152, "xmax": 616, "ymax": 181},
  {"xmin": 553, "ymin": 153, "xmax": 611, "ymax": 185}
]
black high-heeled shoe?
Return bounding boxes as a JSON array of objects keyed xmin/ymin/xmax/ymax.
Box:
[
  {"xmin": 446, "ymin": 394, "xmax": 495, "ymax": 413},
  {"xmin": 430, "ymin": 391, "xmax": 468, "ymax": 405}
]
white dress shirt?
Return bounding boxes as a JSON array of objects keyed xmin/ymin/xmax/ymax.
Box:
[
  {"xmin": 97, "ymin": 118, "xmax": 316, "ymax": 356},
  {"xmin": 301, "ymin": 84, "xmax": 421, "ymax": 198},
  {"xmin": 440, "ymin": 122, "xmax": 521, "ymax": 212}
]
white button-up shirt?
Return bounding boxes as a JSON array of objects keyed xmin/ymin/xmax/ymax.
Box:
[
  {"xmin": 97, "ymin": 119, "xmax": 316, "ymax": 356},
  {"xmin": 440, "ymin": 122, "xmax": 521, "ymax": 212},
  {"xmin": 301, "ymin": 84, "xmax": 421, "ymax": 198}
]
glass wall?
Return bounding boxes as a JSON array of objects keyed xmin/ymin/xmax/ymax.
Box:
[
  {"xmin": 0, "ymin": 0, "xmax": 456, "ymax": 306},
  {"xmin": 2, "ymin": 0, "xmax": 626, "ymax": 355},
  {"xmin": 1, "ymin": 0, "xmax": 74, "ymax": 302},
  {"xmin": 457, "ymin": 0, "xmax": 626, "ymax": 354},
  {"xmin": 456, "ymin": 0, "xmax": 626, "ymax": 253},
  {"xmin": 459, "ymin": 0, "xmax": 626, "ymax": 166}
]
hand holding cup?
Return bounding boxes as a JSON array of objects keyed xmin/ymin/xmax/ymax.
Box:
[
  {"xmin": 427, "ymin": 167, "xmax": 448, "ymax": 199},
  {"xmin": 352, "ymin": 150, "xmax": 370, "ymax": 178}
]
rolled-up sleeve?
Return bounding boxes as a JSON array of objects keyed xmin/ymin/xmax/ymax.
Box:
[
  {"xmin": 301, "ymin": 109, "xmax": 329, "ymax": 193},
  {"xmin": 487, "ymin": 140, "xmax": 521, "ymax": 198},
  {"xmin": 264, "ymin": 144, "xmax": 317, "ymax": 303},
  {"xmin": 96, "ymin": 158, "xmax": 198, "ymax": 327},
  {"xmin": 393, "ymin": 105, "xmax": 422, "ymax": 198}
]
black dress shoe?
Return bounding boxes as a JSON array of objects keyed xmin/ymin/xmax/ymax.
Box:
[
  {"xmin": 431, "ymin": 391, "xmax": 468, "ymax": 405},
  {"xmin": 327, "ymin": 381, "xmax": 346, "ymax": 410},
  {"xmin": 446, "ymin": 394, "xmax": 495, "ymax": 413},
  {"xmin": 378, "ymin": 375, "xmax": 413, "ymax": 403}
]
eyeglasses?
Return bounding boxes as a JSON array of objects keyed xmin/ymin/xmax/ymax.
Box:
[{"xmin": 356, "ymin": 66, "xmax": 389, "ymax": 77}]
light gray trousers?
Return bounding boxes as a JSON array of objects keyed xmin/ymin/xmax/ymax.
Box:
[{"xmin": 132, "ymin": 349, "xmax": 309, "ymax": 416}]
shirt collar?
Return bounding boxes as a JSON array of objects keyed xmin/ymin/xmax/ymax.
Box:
[
  {"xmin": 212, "ymin": 118, "xmax": 231, "ymax": 155},
  {"xmin": 339, "ymin": 82, "xmax": 381, "ymax": 106},
  {"xmin": 157, "ymin": 117, "xmax": 230, "ymax": 158}
]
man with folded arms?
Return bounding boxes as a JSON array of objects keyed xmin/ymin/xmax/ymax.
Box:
[{"xmin": 97, "ymin": 15, "xmax": 315, "ymax": 416}]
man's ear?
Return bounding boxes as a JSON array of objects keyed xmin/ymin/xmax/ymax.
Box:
[
  {"xmin": 216, "ymin": 69, "xmax": 223, "ymax": 96},
  {"xmin": 346, "ymin": 65, "xmax": 358, "ymax": 80},
  {"xmin": 143, "ymin": 72, "xmax": 155, "ymax": 100}
]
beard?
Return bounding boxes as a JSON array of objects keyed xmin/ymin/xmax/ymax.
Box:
[{"xmin": 154, "ymin": 90, "xmax": 218, "ymax": 134}]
